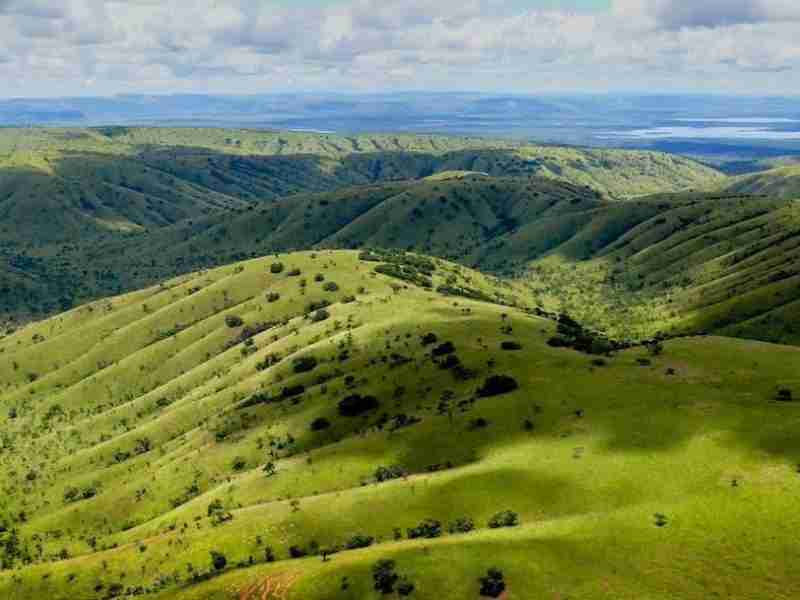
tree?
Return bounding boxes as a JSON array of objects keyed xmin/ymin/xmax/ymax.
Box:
[
  {"xmin": 372, "ymin": 560, "xmax": 399, "ymax": 594},
  {"xmin": 477, "ymin": 375, "xmax": 519, "ymax": 398},
  {"xmin": 263, "ymin": 461, "xmax": 277, "ymax": 477},
  {"xmin": 488, "ymin": 510, "xmax": 519, "ymax": 529},
  {"xmin": 479, "ymin": 568, "xmax": 505, "ymax": 598},
  {"xmin": 210, "ymin": 551, "xmax": 227, "ymax": 572},
  {"xmin": 407, "ymin": 519, "xmax": 442, "ymax": 539}
]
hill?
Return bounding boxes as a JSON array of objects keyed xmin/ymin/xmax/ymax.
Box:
[
  {"xmin": 722, "ymin": 165, "xmax": 800, "ymax": 199},
  {"xmin": 0, "ymin": 250, "xmax": 798, "ymax": 600},
  {"xmin": 48, "ymin": 181, "xmax": 800, "ymax": 347}
]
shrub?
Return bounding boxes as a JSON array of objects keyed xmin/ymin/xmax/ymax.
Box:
[
  {"xmin": 777, "ymin": 388, "xmax": 794, "ymax": 402},
  {"xmin": 225, "ymin": 315, "xmax": 244, "ymax": 328},
  {"xmin": 338, "ymin": 394, "xmax": 380, "ymax": 417},
  {"xmin": 210, "ymin": 551, "xmax": 227, "ymax": 572},
  {"xmin": 372, "ymin": 560, "xmax": 399, "ymax": 594},
  {"xmin": 231, "ymin": 456, "xmax": 247, "ymax": 471},
  {"xmin": 323, "ymin": 281, "xmax": 340, "ymax": 292},
  {"xmin": 270, "ymin": 262, "xmax": 284, "ymax": 274},
  {"xmin": 469, "ymin": 417, "xmax": 490, "ymax": 430},
  {"xmin": 310, "ymin": 309, "xmax": 330, "ymax": 323},
  {"xmin": 346, "ymin": 534, "xmax": 375, "ymax": 550},
  {"xmin": 432, "ymin": 341, "xmax": 456, "ymax": 357},
  {"xmin": 407, "ymin": 519, "xmax": 442, "ymax": 539},
  {"xmin": 375, "ymin": 465, "xmax": 407, "ymax": 482},
  {"xmin": 501, "ymin": 341, "xmax": 522, "ymax": 351},
  {"xmin": 478, "ymin": 568, "xmax": 505, "ymax": 598},
  {"xmin": 477, "ymin": 375, "xmax": 519, "ymax": 398},
  {"xmin": 266, "ymin": 292, "xmax": 280, "ymax": 303},
  {"xmin": 289, "ymin": 545, "xmax": 307, "ymax": 559},
  {"xmin": 288, "ymin": 268, "xmax": 301, "ymax": 277},
  {"xmin": 398, "ymin": 581, "xmax": 415, "ymax": 596},
  {"xmin": 310, "ymin": 417, "xmax": 331, "ymax": 431},
  {"xmin": 421, "ymin": 332, "xmax": 438, "ymax": 346},
  {"xmin": 314, "ymin": 273, "xmax": 325, "ymax": 282},
  {"xmin": 488, "ymin": 510, "xmax": 519, "ymax": 529},
  {"xmin": 293, "ymin": 356, "xmax": 319, "ymax": 373},
  {"xmin": 448, "ymin": 517, "xmax": 475, "ymax": 534}
]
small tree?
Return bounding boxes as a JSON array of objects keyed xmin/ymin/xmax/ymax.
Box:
[
  {"xmin": 372, "ymin": 560, "xmax": 399, "ymax": 594},
  {"xmin": 488, "ymin": 510, "xmax": 519, "ymax": 529},
  {"xmin": 210, "ymin": 551, "xmax": 227, "ymax": 572},
  {"xmin": 479, "ymin": 568, "xmax": 505, "ymax": 598}
]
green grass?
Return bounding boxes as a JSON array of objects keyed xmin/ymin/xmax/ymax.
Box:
[
  {"xmin": 0, "ymin": 250, "xmax": 799, "ymax": 599},
  {"xmin": 723, "ymin": 164, "xmax": 800, "ymax": 199}
]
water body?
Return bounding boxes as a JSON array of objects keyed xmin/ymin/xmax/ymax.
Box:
[{"xmin": 600, "ymin": 125, "xmax": 800, "ymax": 141}]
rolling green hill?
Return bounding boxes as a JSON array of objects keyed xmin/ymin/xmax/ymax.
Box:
[
  {"xmin": 722, "ymin": 165, "xmax": 800, "ymax": 199},
  {"xmin": 0, "ymin": 127, "xmax": 722, "ymax": 248},
  {"xmin": 0, "ymin": 127, "xmax": 723, "ymax": 323},
  {"xmin": 43, "ymin": 179, "xmax": 800, "ymax": 347},
  {"xmin": 0, "ymin": 250, "xmax": 798, "ymax": 600}
]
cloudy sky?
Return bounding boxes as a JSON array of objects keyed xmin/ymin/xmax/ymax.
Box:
[{"xmin": 1, "ymin": 0, "xmax": 799, "ymax": 97}]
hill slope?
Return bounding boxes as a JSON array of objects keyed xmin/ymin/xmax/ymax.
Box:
[
  {"xmin": 722, "ymin": 165, "xmax": 800, "ymax": 199},
  {"xmin": 54, "ymin": 182, "xmax": 800, "ymax": 346},
  {"xmin": 0, "ymin": 250, "xmax": 798, "ymax": 600}
]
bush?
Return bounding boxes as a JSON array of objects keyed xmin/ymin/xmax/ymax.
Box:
[
  {"xmin": 288, "ymin": 268, "xmax": 301, "ymax": 277},
  {"xmin": 310, "ymin": 309, "xmax": 330, "ymax": 323},
  {"xmin": 266, "ymin": 292, "xmax": 280, "ymax": 303},
  {"xmin": 488, "ymin": 510, "xmax": 519, "ymax": 529},
  {"xmin": 448, "ymin": 517, "xmax": 475, "ymax": 534},
  {"xmin": 338, "ymin": 394, "xmax": 380, "ymax": 417},
  {"xmin": 478, "ymin": 568, "xmax": 505, "ymax": 598},
  {"xmin": 231, "ymin": 456, "xmax": 247, "ymax": 471},
  {"xmin": 501, "ymin": 341, "xmax": 522, "ymax": 351},
  {"xmin": 421, "ymin": 332, "xmax": 438, "ymax": 346},
  {"xmin": 225, "ymin": 315, "xmax": 244, "ymax": 328},
  {"xmin": 375, "ymin": 465, "xmax": 407, "ymax": 482},
  {"xmin": 210, "ymin": 551, "xmax": 227, "ymax": 572},
  {"xmin": 323, "ymin": 281, "xmax": 340, "ymax": 292},
  {"xmin": 346, "ymin": 534, "xmax": 375, "ymax": 550},
  {"xmin": 289, "ymin": 546, "xmax": 307, "ymax": 559},
  {"xmin": 310, "ymin": 417, "xmax": 331, "ymax": 432},
  {"xmin": 314, "ymin": 273, "xmax": 325, "ymax": 282},
  {"xmin": 372, "ymin": 560, "xmax": 399, "ymax": 594},
  {"xmin": 407, "ymin": 519, "xmax": 442, "ymax": 539},
  {"xmin": 270, "ymin": 262, "xmax": 285, "ymax": 274},
  {"xmin": 432, "ymin": 341, "xmax": 456, "ymax": 357},
  {"xmin": 293, "ymin": 356, "xmax": 318, "ymax": 373},
  {"xmin": 777, "ymin": 388, "xmax": 794, "ymax": 402},
  {"xmin": 397, "ymin": 580, "xmax": 415, "ymax": 596},
  {"xmin": 477, "ymin": 375, "xmax": 519, "ymax": 398}
]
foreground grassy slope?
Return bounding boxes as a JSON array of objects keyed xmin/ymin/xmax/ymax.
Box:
[{"xmin": 1, "ymin": 250, "xmax": 799, "ymax": 600}]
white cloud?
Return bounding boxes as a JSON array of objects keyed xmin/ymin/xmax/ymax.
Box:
[
  {"xmin": 614, "ymin": 0, "xmax": 800, "ymax": 29},
  {"xmin": 0, "ymin": 0, "xmax": 798, "ymax": 96}
]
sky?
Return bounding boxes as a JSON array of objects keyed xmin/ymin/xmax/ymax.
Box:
[{"xmin": 1, "ymin": 0, "xmax": 799, "ymax": 98}]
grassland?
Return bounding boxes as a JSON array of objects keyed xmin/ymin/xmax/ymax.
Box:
[
  {"xmin": 722, "ymin": 164, "xmax": 800, "ymax": 198},
  {"xmin": 41, "ymin": 179, "xmax": 798, "ymax": 347},
  {"xmin": 0, "ymin": 250, "xmax": 798, "ymax": 600}
]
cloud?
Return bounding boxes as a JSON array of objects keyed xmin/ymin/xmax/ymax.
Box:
[
  {"xmin": 614, "ymin": 0, "xmax": 800, "ymax": 29},
  {"xmin": 0, "ymin": 0, "xmax": 799, "ymax": 95}
]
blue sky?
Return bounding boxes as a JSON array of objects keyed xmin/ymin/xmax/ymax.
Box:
[{"xmin": 0, "ymin": 0, "xmax": 799, "ymax": 97}]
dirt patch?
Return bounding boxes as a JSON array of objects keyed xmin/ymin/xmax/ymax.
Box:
[{"xmin": 238, "ymin": 572, "xmax": 300, "ymax": 600}]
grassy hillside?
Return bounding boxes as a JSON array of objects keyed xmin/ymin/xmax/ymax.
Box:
[
  {"xmin": 47, "ymin": 180, "xmax": 800, "ymax": 346},
  {"xmin": 722, "ymin": 165, "xmax": 800, "ymax": 199},
  {"xmin": 0, "ymin": 250, "xmax": 798, "ymax": 600},
  {"xmin": 0, "ymin": 126, "xmax": 722, "ymax": 322}
]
